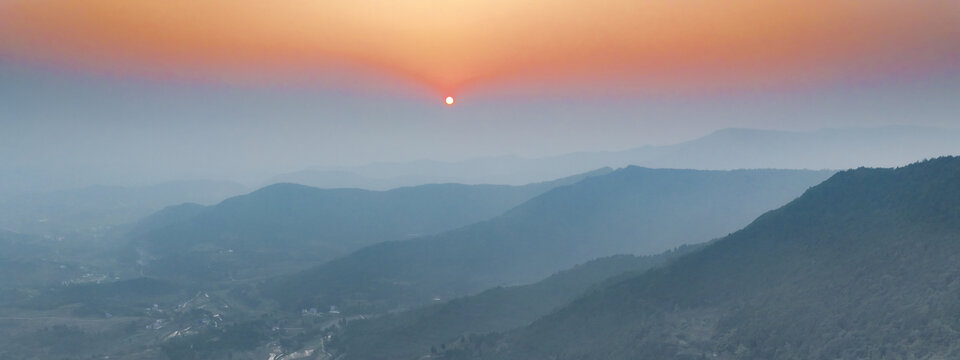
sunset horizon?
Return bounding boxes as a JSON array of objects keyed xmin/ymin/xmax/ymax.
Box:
[{"xmin": 3, "ymin": 0, "xmax": 957, "ymax": 99}]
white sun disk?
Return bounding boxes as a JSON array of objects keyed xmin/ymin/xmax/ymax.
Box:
[{"xmin": 445, "ymin": 96, "xmax": 454, "ymax": 105}]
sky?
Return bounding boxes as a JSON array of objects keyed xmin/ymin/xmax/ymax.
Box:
[{"xmin": 1, "ymin": 0, "xmax": 959, "ymax": 190}]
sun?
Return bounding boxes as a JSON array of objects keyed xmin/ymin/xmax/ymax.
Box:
[{"xmin": 445, "ymin": 96, "xmax": 455, "ymax": 105}]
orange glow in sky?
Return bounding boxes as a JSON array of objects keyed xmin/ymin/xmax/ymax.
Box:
[{"xmin": 1, "ymin": 0, "xmax": 957, "ymax": 96}]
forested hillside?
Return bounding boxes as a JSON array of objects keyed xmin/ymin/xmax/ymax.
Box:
[
  {"xmin": 268, "ymin": 167, "xmax": 831, "ymax": 313},
  {"xmin": 129, "ymin": 169, "xmax": 610, "ymax": 283},
  {"xmin": 448, "ymin": 157, "xmax": 960, "ymax": 360},
  {"xmin": 332, "ymin": 244, "xmax": 704, "ymax": 360}
]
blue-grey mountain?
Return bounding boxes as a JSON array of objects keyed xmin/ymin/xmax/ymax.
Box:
[
  {"xmin": 449, "ymin": 157, "xmax": 960, "ymax": 360},
  {"xmin": 129, "ymin": 169, "xmax": 611, "ymax": 283},
  {"xmin": 268, "ymin": 167, "xmax": 832, "ymax": 313}
]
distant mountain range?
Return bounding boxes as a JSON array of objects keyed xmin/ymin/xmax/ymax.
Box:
[
  {"xmin": 444, "ymin": 157, "xmax": 960, "ymax": 360},
  {"xmin": 14, "ymin": 156, "xmax": 960, "ymax": 360},
  {"xmin": 271, "ymin": 126, "xmax": 960, "ymax": 189},
  {"xmin": 128, "ymin": 169, "xmax": 611, "ymax": 283},
  {"xmin": 265, "ymin": 167, "xmax": 832, "ymax": 313}
]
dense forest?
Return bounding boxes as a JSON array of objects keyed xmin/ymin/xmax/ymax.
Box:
[
  {"xmin": 441, "ymin": 157, "xmax": 960, "ymax": 360},
  {"xmin": 332, "ymin": 244, "xmax": 705, "ymax": 360}
]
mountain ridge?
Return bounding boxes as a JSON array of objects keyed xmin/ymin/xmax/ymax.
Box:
[
  {"xmin": 271, "ymin": 126, "xmax": 960, "ymax": 189},
  {"xmin": 331, "ymin": 243, "xmax": 707, "ymax": 360},
  {"xmin": 128, "ymin": 168, "xmax": 613, "ymax": 283},
  {"xmin": 449, "ymin": 157, "xmax": 960, "ymax": 360},
  {"xmin": 265, "ymin": 166, "xmax": 833, "ymax": 313}
]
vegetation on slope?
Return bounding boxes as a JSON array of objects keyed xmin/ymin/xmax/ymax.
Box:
[
  {"xmin": 267, "ymin": 167, "xmax": 831, "ymax": 313},
  {"xmin": 130, "ymin": 169, "xmax": 610, "ymax": 283},
  {"xmin": 332, "ymin": 244, "xmax": 704, "ymax": 360},
  {"xmin": 448, "ymin": 157, "xmax": 960, "ymax": 360}
]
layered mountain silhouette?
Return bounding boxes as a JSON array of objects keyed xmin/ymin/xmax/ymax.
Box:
[
  {"xmin": 267, "ymin": 167, "xmax": 832, "ymax": 313},
  {"xmin": 448, "ymin": 157, "xmax": 960, "ymax": 360},
  {"xmin": 272, "ymin": 126, "xmax": 960, "ymax": 189},
  {"xmin": 332, "ymin": 244, "xmax": 705, "ymax": 360},
  {"xmin": 129, "ymin": 169, "xmax": 611, "ymax": 282}
]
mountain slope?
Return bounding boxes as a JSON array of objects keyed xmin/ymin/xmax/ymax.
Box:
[
  {"xmin": 455, "ymin": 157, "xmax": 960, "ymax": 360},
  {"xmin": 267, "ymin": 167, "xmax": 832, "ymax": 313},
  {"xmin": 131, "ymin": 169, "xmax": 611, "ymax": 283},
  {"xmin": 331, "ymin": 243, "xmax": 706, "ymax": 360}
]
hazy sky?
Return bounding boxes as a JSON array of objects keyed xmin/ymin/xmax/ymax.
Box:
[{"xmin": 1, "ymin": 0, "xmax": 958, "ymax": 188}]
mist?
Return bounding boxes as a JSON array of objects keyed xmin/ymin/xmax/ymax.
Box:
[
  {"xmin": 2, "ymin": 1, "xmax": 960, "ymax": 358},
  {"xmin": 2, "ymin": 63, "xmax": 958, "ymax": 197}
]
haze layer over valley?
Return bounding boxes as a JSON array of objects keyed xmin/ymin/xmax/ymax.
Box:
[{"xmin": 2, "ymin": 0, "xmax": 958, "ymax": 358}]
